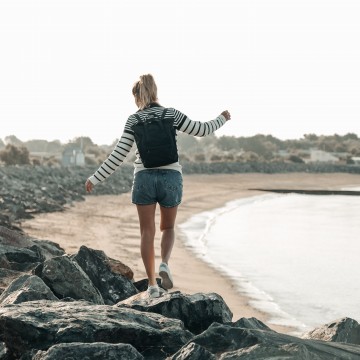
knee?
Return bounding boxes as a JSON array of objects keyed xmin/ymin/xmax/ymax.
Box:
[
  {"xmin": 160, "ymin": 224, "xmax": 175, "ymax": 232},
  {"xmin": 140, "ymin": 226, "xmax": 156, "ymax": 239}
]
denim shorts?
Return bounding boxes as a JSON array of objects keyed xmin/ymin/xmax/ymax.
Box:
[{"xmin": 131, "ymin": 169, "xmax": 183, "ymax": 208}]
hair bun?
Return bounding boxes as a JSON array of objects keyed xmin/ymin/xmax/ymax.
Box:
[{"xmin": 132, "ymin": 74, "xmax": 158, "ymax": 110}]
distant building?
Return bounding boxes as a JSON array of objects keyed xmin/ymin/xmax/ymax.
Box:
[
  {"xmin": 62, "ymin": 148, "xmax": 85, "ymax": 166},
  {"xmin": 310, "ymin": 150, "xmax": 339, "ymax": 163},
  {"xmin": 277, "ymin": 150, "xmax": 289, "ymax": 158},
  {"xmin": 352, "ymin": 157, "xmax": 360, "ymax": 165}
]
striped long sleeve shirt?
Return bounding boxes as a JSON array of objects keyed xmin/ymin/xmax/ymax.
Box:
[{"xmin": 89, "ymin": 104, "xmax": 227, "ymax": 185}]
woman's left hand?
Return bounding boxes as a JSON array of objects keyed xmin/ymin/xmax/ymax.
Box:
[
  {"xmin": 85, "ymin": 179, "xmax": 94, "ymax": 193},
  {"xmin": 221, "ymin": 110, "xmax": 231, "ymax": 121}
]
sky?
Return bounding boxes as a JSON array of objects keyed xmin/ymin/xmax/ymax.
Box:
[{"xmin": 0, "ymin": 0, "xmax": 360, "ymax": 145}]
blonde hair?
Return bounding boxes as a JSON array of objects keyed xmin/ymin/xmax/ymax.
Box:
[{"xmin": 132, "ymin": 74, "xmax": 158, "ymax": 110}]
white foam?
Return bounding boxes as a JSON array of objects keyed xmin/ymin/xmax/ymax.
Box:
[
  {"xmin": 341, "ymin": 185, "xmax": 360, "ymax": 191},
  {"xmin": 179, "ymin": 194, "xmax": 306, "ymax": 333},
  {"xmin": 179, "ymin": 193, "xmax": 360, "ymax": 334}
]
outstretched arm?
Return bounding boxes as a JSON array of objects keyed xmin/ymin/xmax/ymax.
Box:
[
  {"xmin": 85, "ymin": 131, "xmax": 135, "ymax": 191},
  {"xmin": 173, "ymin": 109, "xmax": 231, "ymax": 137}
]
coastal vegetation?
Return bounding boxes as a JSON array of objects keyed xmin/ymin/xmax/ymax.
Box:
[{"xmin": 0, "ymin": 132, "xmax": 360, "ymax": 167}]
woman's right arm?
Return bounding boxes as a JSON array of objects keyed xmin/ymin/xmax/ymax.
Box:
[
  {"xmin": 172, "ymin": 108, "xmax": 231, "ymax": 137},
  {"xmin": 86, "ymin": 131, "xmax": 134, "ymax": 188},
  {"xmin": 86, "ymin": 116, "xmax": 136, "ymax": 190}
]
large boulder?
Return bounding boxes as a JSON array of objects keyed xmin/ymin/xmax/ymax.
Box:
[
  {"xmin": 0, "ymin": 274, "xmax": 58, "ymax": 306},
  {"xmin": 303, "ymin": 317, "xmax": 360, "ymax": 345},
  {"xmin": 31, "ymin": 239, "xmax": 66, "ymax": 260},
  {"xmin": 0, "ymin": 300, "xmax": 193, "ymax": 359},
  {"xmin": 0, "ymin": 226, "xmax": 65, "ymax": 272},
  {"xmin": 72, "ymin": 245, "xmax": 138, "ymax": 304},
  {"xmin": 32, "ymin": 342, "xmax": 144, "ymax": 360},
  {"xmin": 232, "ymin": 317, "xmax": 274, "ymax": 332},
  {"xmin": 34, "ymin": 255, "xmax": 104, "ymax": 304},
  {"xmin": 117, "ymin": 291, "xmax": 233, "ymax": 334},
  {"xmin": 0, "ymin": 244, "xmax": 43, "ymax": 271},
  {"xmin": 178, "ymin": 321, "xmax": 360, "ymax": 359},
  {"xmin": 0, "ymin": 268, "xmax": 25, "ymax": 296},
  {"xmin": 0, "ymin": 226, "xmax": 33, "ymax": 248},
  {"xmin": 218, "ymin": 343, "xmax": 323, "ymax": 359},
  {"xmin": 169, "ymin": 342, "xmax": 216, "ymax": 360}
]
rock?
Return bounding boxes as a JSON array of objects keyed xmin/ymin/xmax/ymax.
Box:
[
  {"xmin": 31, "ymin": 239, "xmax": 65, "ymax": 260},
  {"xmin": 107, "ymin": 256, "xmax": 134, "ymax": 280},
  {"xmin": 0, "ymin": 268, "xmax": 25, "ymax": 295},
  {"xmin": 18, "ymin": 349, "xmax": 39, "ymax": 360},
  {"xmin": 32, "ymin": 342, "xmax": 144, "ymax": 360},
  {"xmin": 218, "ymin": 343, "xmax": 323, "ymax": 360},
  {"xmin": 190, "ymin": 322, "xmax": 259, "ymax": 354},
  {"xmin": 0, "ymin": 226, "xmax": 33, "ymax": 248},
  {"xmin": 0, "ymin": 300, "xmax": 193, "ymax": 359},
  {"xmin": 0, "ymin": 226, "xmax": 65, "ymax": 271},
  {"xmin": 0, "ymin": 165, "xmax": 133, "ymax": 229},
  {"xmin": 232, "ymin": 317, "xmax": 273, "ymax": 331},
  {"xmin": 0, "ymin": 244, "xmax": 43, "ymax": 271},
  {"xmin": 0, "ymin": 342, "xmax": 9, "ymax": 360},
  {"xmin": 0, "ymin": 244, "xmax": 35, "ymax": 264},
  {"xmin": 117, "ymin": 291, "xmax": 233, "ymax": 334},
  {"xmin": 0, "ymin": 214, "xmax": 20, "ymax": 232},
  {"xmin": 303, "ymin": 317, "xmax": 360, "ymax": 345},
  {"xmin": 181, "ymin": 321, "xmax": 360, "ymax": 359},
  {"xmin": 0, "ymin": 274, "xmax": 58, "ymax": 306},
  {"xmin": 0, "ymin": 256, "xmax": 10, "ymax": 270},
  {"xmin": 72, "ymin": 245, "xmax": 138, "ymax": 304},
  {"xmin": 133, "ymin": 278, "xmax": 163, "ymax": 292},
  {"xmin": 34, "ymin": 256, "xmax": 104, "ymax": 304},
  {"xmin": 169, "ymin": 342, "xmax": 216, "ymax": 360}
]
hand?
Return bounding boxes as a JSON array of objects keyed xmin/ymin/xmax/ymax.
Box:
[
  {"xmin": 85, "ymin": 179, "xmax": 94, "ymax": 193},
  {"xmin": 221, "ymin": 110, "xmax": 231, "ymax": 121}
]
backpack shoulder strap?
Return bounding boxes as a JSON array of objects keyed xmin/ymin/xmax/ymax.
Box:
[
  {"xmin": 161, "ymin": 108, "xmax": 167, "ymax": 120},
  {"xmin": 134, "ymin": 108, "xmax": 166, "ymax": 124},
  {"xmin": 134, "ymin": 113, "xmax": 143, "ymax": 123}
]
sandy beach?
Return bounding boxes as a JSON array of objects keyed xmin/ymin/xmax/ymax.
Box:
[{"xmin": 22, "ymin": 172, "xmax": 360, "ymax": 333}]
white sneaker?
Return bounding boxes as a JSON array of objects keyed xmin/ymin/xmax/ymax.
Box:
[
  {"xmin": 147, "ymin": 285, "xmax": 160, "ymax": 298},
  {"xmin": 159, "ymin": 262, "xmax": 173, "ymax": 290},
  {"xmin": 147, "ymin": 285, "xmax": 167, "ymax": 299}
]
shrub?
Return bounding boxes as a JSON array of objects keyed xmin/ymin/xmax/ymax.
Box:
[
  {"xmin": 0, "ymin": 144, "xmax": 30, "ymax": 165},
  {"xmin": 194, "ymin": 153, "xmax": 205, "ymax": 162},
  {"xmin": 32, "ymin": 158, "xmax": 41, "ymax": 166},
  {"xmin": 210, "ymin": 154, "xmax": 222, "ymax": 162},
  {"xmin": 288, "ymin": 154, "xmax": 305, "ymax": 164},
  {"xmin": 85, "ymin": 156, "xmax": 98, "ymax": 166}
]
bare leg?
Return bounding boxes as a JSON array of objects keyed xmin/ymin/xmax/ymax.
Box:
[
  {"xmin": 136, "ymin": 204, "xmax": 157, "ymax": 286},
  {"xmin": 160, "ymin": 205, "xmax": 178, "ymax": 264}
]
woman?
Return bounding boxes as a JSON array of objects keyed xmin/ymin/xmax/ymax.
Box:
[{"xmin": 85, "ymin": 74, "xmax": 231, "ymax": 298}]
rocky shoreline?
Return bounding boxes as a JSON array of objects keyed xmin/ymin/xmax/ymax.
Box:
[
  {"xmin": 0, "ymin": 165, "xmax": 134, "ymax": 230},
  {"xmin": 1, "ymin": 163, "xmax": 360, "ymax": 231},
  {"xmin": 1, "ymin": 226, "xmax": 360, "ymax": 359}
]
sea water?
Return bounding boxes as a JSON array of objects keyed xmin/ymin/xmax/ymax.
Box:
[{"xmin": 179, "ymin": 191, "xmax": 360, "ymax": 334}]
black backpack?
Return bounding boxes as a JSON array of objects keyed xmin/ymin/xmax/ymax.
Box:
[{"xmin": 132, "ymin": 108, "xmax": 178, "ymax": 168}]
